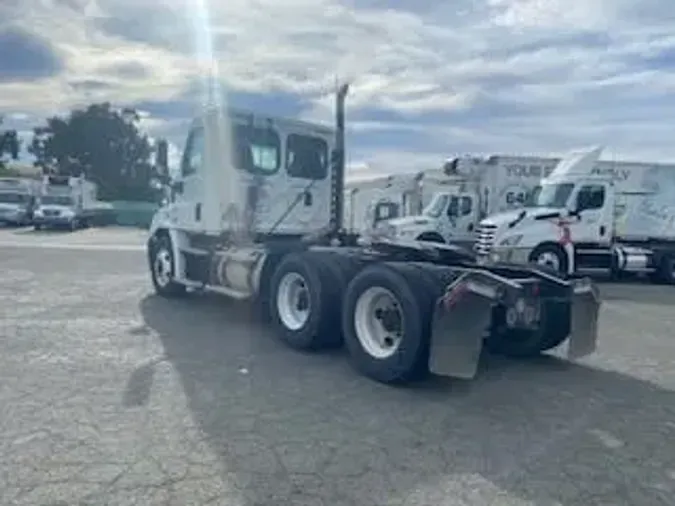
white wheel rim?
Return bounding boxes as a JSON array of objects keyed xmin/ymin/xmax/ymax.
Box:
[
  {"xmin": 277, "ymin": 272, "xmax": 311, "ymax": 331},
  {"xmin": 154, "ymin": 248, "xmax": 173, "ymax": 287},
  {"xmin": 353, "ymin": 286, "xmax": 404, "ymax": 359},
  {"xmin": 536, "ymin": 252, "xmax": 560, "ymax": 271}
]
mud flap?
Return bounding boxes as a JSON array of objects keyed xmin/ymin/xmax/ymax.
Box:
[
  {"xmin": 428, "ymin": 278, "xmax": 498, "ymax": 379},
  {"xmin": 566, "ymin": 279, "xmax": 601, "ymax": 359}
]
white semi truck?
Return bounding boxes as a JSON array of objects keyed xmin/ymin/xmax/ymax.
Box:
[
  {"xmin": 376, "ymin": 155, "xmax": 559, "ymax": 248},
  {"xmin": 475, "ymin": 146, "xmax": 675, "ymax": 284},
  {"xmin": 146, "ymin": 85, "xmax": 600, "ymax": 385},
  {"xmin": 33, "ymin": 174, "xmax": 99, "ymax": 230},
  {"xmin": 343, "ymin": 173, "xmax": 421, "ymax": 234},
  {"xmin": 0, "ymin": 177, "xmax": 40, "ymax": 226}
]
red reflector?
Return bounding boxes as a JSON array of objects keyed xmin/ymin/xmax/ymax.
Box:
[
  {"xmin": 443, "ymin": 282, "xmax": 468, "ymax": 309},
  {"xmin": 531, "ymin": 283, "xmax": 540, "ymax": 296}
]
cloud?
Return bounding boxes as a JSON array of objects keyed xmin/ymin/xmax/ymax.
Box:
[
  {"xmin": 0, "ymin": 26, "xmax": 64, "ymax": 82},
  {"xmin": 1, "ymin": 0, "xmax": 675, "ymax": 174}
]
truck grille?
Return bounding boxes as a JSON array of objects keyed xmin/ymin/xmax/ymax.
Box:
[
  {"xmin": 43, "ymin": 210, "xmax": 59, "ymax": 217},
  {"xmin": 475, "ymin": 224, "xmax": 497, "ymax": 255}
]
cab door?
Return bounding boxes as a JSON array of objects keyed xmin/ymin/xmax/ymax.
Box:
[
  {"xmin": 439, "ymin": 193, "xmax": 476, "ymax": 243},
  {"xmin": 173, "ymin": 126, "xmax": 205, "ymax": 231},
  {"xmin": 282, "ymin": 131, "xmax": 333, "ymax": 234},
  {"xmin": 568, "ymin": 182, "xmax": 613, "ymax": 245}
]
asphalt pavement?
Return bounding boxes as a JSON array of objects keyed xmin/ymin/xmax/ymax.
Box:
[{"xmin": 1, "ymin": 227, "xmax": 675, "ymax": 506}]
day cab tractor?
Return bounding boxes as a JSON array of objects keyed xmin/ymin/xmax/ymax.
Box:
[{"xmin": 146, "ymin": 85, "xmax": 601, "ymax": 385}]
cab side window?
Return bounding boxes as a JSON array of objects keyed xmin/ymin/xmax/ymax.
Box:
[
  {"xmin": 576, "ymin": 184, "xmax": 605, "ymax": 211},
  {"xmin": 182, "ymin": 127, "xmax": 204, "ymax": 177},
  {"xmin": 286, "ymin": 134, "xmax": 328, "ymax": 180},
  {"xmin": 447, "ymin": 196, "xmax": 459, "ymax": 217},
  {"xmin": 460, "ymin": 196, "xmax": 472, "ymax": 216},
  {"xmin": 373, "ymin": 201, "xmax": 399, "ymax": 224},
  {"xmin": 234, "ymin": 125, "xmax": 280, "ymax": 175}
]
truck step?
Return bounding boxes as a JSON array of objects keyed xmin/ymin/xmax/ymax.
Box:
[
  {"xmin": 180, "ymin": 247, "xmax": 210, "ymax": 256},
  {"xmin": 576, "ymin": 267, "xmax": 611, "ymax": 274},
  {"xmin": 177, "ymin": 278, "xmax": 251, "ymax": 299},
  {"xmin": 576, "ymin": 249, "xmax": 612, "ymax": 255}
]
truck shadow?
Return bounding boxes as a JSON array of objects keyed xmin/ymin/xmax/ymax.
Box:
[
  {"xmin": 597, "ymin": 280, "xmax": 675, "ymax": 307},
  {"xmin": 139, "ymin": 294, "xmax": 675, "ymax": 506},
  {"xmin": 11, "ymin": 227, "xmax": 71, "ymax": 235}
]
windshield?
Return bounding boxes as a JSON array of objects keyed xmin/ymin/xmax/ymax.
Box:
[
  {"xmin": 526, "ymin": 183, "xmax": 574, "ymax": 208},
  {"xmin": 422, "ymin": 194, "xmax": 449, "ymax": 218},
  {"xmin": 0, "ymin": 193, "xmax": 28, "ymax": 204},
  {"xmin": 40, "ymin": 195, "xmax": 74, "ymax": 206}
]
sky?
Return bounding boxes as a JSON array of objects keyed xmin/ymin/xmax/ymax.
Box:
[{"xmin": 1, "ymin": 0, "xmax": 675, "ymax": 178}]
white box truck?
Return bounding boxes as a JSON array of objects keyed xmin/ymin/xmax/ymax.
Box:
[
  {"xmin": 144, "ymin": 85, "xmax": 600, "ymax": 385},
  {"xmin": 474, "ymin": 146, "xmax": 675, "ymax": 284},
  {"xmin": 376, "ymin": 155, "xmax": 558, "ymax": 248},
  {"xmin": 343, "ymin": 173, "xmax": 421, "ymax": 234},
  {"xmin": 33, "ymin": 174, "xmax": 99, "ymax": 230},
  {"xmin": 0, "ymin": 177, "xmax": 40, "ymax": 226}
]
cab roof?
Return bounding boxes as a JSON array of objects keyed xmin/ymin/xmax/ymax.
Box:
[{"xmin": 191, "ymin": 107, "xmax": 335, "ymax": 138}]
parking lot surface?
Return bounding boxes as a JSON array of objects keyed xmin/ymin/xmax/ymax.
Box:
[{"xmin": 1, "ymin": 227, "xmax": 675, "ymax": 505}]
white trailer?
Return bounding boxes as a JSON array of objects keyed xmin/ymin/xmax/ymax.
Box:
[
  {"xmin": 145, "ymin": 85, "xmax": 600, "ymax": 385},
  {"xmin": 475, "ymin": 146, "xmax": 675, "ymax": 284},
  {"xmin": 33, "ymin": 174, "xmax": 99, "ymax": 230},
  {"xmin": 0, "ymin": 177, "xmax": 40, "ymax": 226},
  {"xmin": 376, "ymin": 155, "xmax": 558, "ymax": 247},
  {"xmin": 343, "ymin": 173, "xmax": 421, "ymax": 235}
]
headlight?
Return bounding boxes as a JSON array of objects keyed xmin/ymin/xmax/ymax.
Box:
[
  {"xmin": 499, "ymin": 234, "xmax": 523, "ymax": 246},
  {"xmin": 375, "ymin": 223, "xmax": 396, "ymax": 238}
]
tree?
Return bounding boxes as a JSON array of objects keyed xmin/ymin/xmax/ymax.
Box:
[
  {"xmin": 29, "ymin": 103, "xmax": 156, "ymax": 201},
  {"xmin": 0, "ymin": 116, "xmax": 20, "ymax": 174}
]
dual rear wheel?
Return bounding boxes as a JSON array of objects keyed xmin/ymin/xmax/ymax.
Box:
[{"xmin": 269, "ymin": 253, "xmax": 459, "ymax": 384}]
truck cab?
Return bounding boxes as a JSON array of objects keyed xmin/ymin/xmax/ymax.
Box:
[
  {"xmin": 0, "ymin": 178, "xmax": 37, "ymax": 226},
  {"xmin": 475, "ymin": 147, "xmax": 615, "ymax": 274},
  {"xmin": 379, "ymin": 186, "xmax": 478, "ymax": 245},
  {"xmin": 33, "ymin": 175, "xmax": 97, "ymax": 230},
  {"xmin": 376, "ymin": 159, "xmax": 485, "ymax": 247},
  {"xmin": 156, "ymin": 109, "xmax": 335, "ymax": 239},
  {"xmin": 344, "ymin": 173, "xmax": 421, "ymax": 235}
]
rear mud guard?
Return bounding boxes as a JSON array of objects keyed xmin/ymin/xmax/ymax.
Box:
[
  {"xmin": 566, "ymin": 278, "xmax": 601, "ymax": 359},
  {"xmin": 428, "ymin": 272, "xmax": 516, "ymax": 380}
]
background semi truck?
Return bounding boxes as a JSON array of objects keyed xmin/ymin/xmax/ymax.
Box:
[
  {"xmin": 33, "ymin": 174, "xmax": 99, "ymax": 230},
  {"xmin": 145, "ymin": 84, "xmax": 600, "ymax": 385},
  {"xmin": 375, "ymin": 155, "xmax": 558, "ymax": 247},
  {"xmin": 343, "ymin": 173, "xmax": 421, "ymax": 234},
  {"xmin": 0, "ymin": 177, "xmax": 39, "ymax": 226},
  {"xmin": 475, "ymin": 146, "xmax": 675, "ymax": 284}
]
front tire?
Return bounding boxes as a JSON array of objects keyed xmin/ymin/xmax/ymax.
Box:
[
  {"xmin": 416, "ymin": 232, "xmax": 445, "ymax": 243},
  {"xmin": 149, "ymin": 235, "xmax": 186, "ymax": 297},
  {"xmin": 529, "ymin": 243, "xmax": 568, "ymax": 276}
]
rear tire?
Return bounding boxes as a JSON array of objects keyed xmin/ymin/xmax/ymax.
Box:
[
  {"xmin": 650, "ymin": 254, "xmax": 675, "ymax": 285},
  {"xmin": 486, "ymin": 301, "xmax": 570, "ymax": 357},
  {"xmin": 341, "ymin": 262, "xmax": 454, "ymax": 384},
  {"xmin": 149, "ymin": 235, "xmax": 186, "ymax": 297},
  {"xmin": 269, "ymin": 251, "xmax": 343, "ymax": 350}
]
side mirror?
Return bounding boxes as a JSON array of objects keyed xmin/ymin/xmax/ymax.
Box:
[
  {"xmin": 568, "ymin": 205, "xmax": 582, "ymax": 217},
  {"xmin": 149, "ymin": 178, "xmax": 164, "ymax": 191},
  {"xmin": 170, "ymin": 180, "xmax": 184, "ymax": 194},
  {"xmin": 155, "ymin": 139, "xmax": 169, "ymax": 175}
]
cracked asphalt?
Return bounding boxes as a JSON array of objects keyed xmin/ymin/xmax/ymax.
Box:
[{"xmin": 1, "ymin": 227, "xmax": 675, "ymax": 506}]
